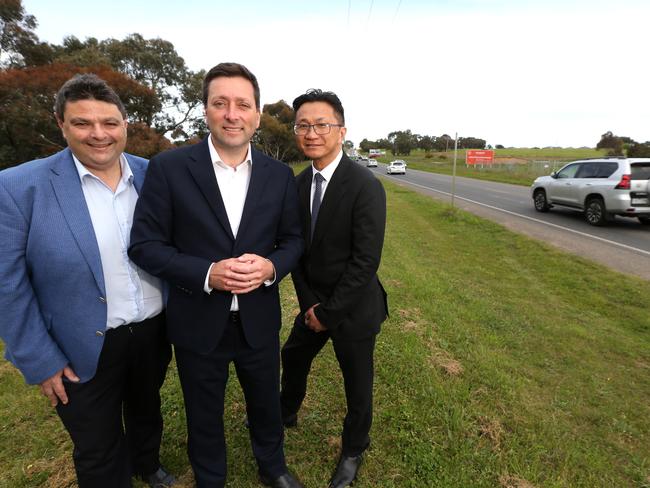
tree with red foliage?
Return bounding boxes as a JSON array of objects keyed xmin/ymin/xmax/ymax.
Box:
[{"xmin": 0, "ymin": 62, "xmax": 169, "ymax": 169}]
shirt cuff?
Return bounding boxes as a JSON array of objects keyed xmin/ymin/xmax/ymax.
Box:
[
  {"xmin": 204, "ymin": 263, "xmax": 214, "ymax": 294},
  {"xmin": 264, "ymin": 258, "xmax": 276, "ymax": 287}
]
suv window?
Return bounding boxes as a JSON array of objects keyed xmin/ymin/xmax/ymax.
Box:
[
  {"xmin": 556, "ymin": 164, "xmax": 580, "ymax": 178},
  {"xmin": 577, "ymin": 162, "xmax": 617, "ymax": 178},
  {"xmin": 631, "ymin": 163, "xmax": 650, "ymax": 179}
]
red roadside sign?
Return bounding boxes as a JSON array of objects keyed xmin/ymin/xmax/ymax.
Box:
[{"xmin": 466, "ymin": 149, "xmax": 495, "ymax": 165}]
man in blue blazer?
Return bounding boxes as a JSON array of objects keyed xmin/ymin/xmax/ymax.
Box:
[
  {"xmin": 0, "ymin": 74, "xmax": 174, "ymax": 488},
  {"xmin": 129, "ymin": 63, "xmax": 304, "ymax": 488}
]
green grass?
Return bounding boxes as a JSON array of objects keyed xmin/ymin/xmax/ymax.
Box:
[
  {"xmin": 1, "ymin": 179, "xmax": 649, "ymax": 487},
  {"xmin": 372, "ymin": 148, "xmax": 609, "ymax": 186}
]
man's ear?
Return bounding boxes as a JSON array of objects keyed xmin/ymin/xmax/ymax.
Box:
[{"xmin": 55, "ymin": 113, "xmax": 64, "ymax": 130}]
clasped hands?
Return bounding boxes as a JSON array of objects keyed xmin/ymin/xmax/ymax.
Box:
[{"xmin": 208, "ymin": 253, "xmax": 274, "ymax": 294}]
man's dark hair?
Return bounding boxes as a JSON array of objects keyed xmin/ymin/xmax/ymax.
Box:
[
  {"xmin": 202, "ymin": 62, "xmax": 260, "ymax": 109},
  {"xmin": 292, "ymin": 89, "xmax": 345, "ymax": 125},
  {"xmin": 54, "ymin": 73, "xmax": 126, "ymax": 121}
]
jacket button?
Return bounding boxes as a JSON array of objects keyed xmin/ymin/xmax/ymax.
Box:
[
  {"xmin": 98, "ymin": 296, "xmax": 106, "ymax": 303},
  {"xmin": 95, "ymin": 330, "xmax": 104, "ymax": 337}
]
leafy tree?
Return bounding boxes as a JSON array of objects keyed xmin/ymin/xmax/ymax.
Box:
[
  {"xmin": 0, "ymin": 0, "xmax": 37, "ymax": 67},
  {"xmin": 418, "ymin": 135, "xmax": 435, "ymax": 151},
  {"xmin": 0, "ymin": 63, "xmax": 161, "ymax": 169},
  {"xmin": 627, "ymin": 142, "xmax": 650, "ymax": 157},
  {"xmin": 253, "ymin": 100, "xmax": 302, "ymax": 162},
  {"xmin": 433, "ymin": 134, "xmax": 455, "ymax": 152},
  {"xmin": 388, "ymin": 130, "xmax": 417, "ymax": 155},
  {"xmin": 458, "ymin": 136, "xmax": 486, "ymax": 149},
  {"xmin": 596, "ymin": 131, "xmax": 625, "ymax": 155}
]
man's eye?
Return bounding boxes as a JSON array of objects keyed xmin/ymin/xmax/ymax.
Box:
[{"xmin": 315, "ymin": 124, "xmax": 329, "ymax": 130}]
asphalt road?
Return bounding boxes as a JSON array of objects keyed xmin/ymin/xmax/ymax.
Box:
[{"xmin": 367, "ymin": 162, "xmax": 650, "ymax": 281}]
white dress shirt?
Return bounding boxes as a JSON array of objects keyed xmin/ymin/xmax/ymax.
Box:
[
  {"xmin": 73, "ymin": 155, "xmax": 164, "ymax": 329},
  {"xmin": 310, "ymin": 150, "xmax": 344, "ymax": 210},
  {"xmin": 204, "ymin": 138, "xmax": 251, "ymax": 311}
]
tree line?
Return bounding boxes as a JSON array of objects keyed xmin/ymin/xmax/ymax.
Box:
[
  {"xmin": 359, "ymin": 131, "xmax": 487, "ymax": 156},
  {"xmin": 596, "ymin": 131, "xmax": 650, "ymax": 157},
  {"xmin": 0, "ymin": 1, "xmax": 303, "ymax": 170}
]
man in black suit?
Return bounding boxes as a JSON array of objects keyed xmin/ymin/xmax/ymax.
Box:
[
  {"xmin": 129, "ymin": 63, "xmax": 304, "ymax": 488},
  {"xmin": 280, "ymin": 89, "xmax": 388, "ymax": 488}
]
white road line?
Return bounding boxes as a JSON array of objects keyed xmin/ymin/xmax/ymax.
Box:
[{"xmin": 385, "ymin": 176, "xmax": 650, "ymax": 257}]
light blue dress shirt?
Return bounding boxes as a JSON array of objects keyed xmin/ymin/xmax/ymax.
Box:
[{"xmin": 74, "ymin": 155, "xmax": 164, "ymax": 329}]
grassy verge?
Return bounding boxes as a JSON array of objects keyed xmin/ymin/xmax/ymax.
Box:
[
  {"xmin": 1, "ymin": 179, "xmax": 649, "ymax": 487},
  {"xmin": 372, "ymin": 148, "xmax": 608, "ymax": 186}
]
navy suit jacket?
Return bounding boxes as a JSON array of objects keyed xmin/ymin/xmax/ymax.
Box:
[
  {"xmin": 128, "ymin": 139, "xmax": 303, "ymax": 353},
  {"xmin": 0, "ymin": 148, "xmax": 148, "ymax": 384}
]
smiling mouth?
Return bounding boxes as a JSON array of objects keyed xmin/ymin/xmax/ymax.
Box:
[{"xmin": 224, "ymin": 127, "xmax": 243, "ymax": 132}]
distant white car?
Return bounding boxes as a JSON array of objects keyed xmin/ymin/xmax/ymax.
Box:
[
  {"xmin": 386, "ymin": 160, "xmax": 406, "ymax": 175},
  {"xmin": 366, "ymin": 158, "xmax": 377, "ymax": 168}
]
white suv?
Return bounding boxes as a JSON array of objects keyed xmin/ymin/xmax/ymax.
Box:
[{"xmin": 531, "ymin": 158, "xmax": 650, "ymax": 226}]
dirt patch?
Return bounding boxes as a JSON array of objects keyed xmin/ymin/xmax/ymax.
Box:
[
  {"xmin": 384, "ymin": 278, "xmax": 403, "ymax": 287},
  {"xmin": 478, "ymin": 416, "xmax": 504, "ymax": 450},
  {"xmin": 327, "ymin": 436, "xmax": 341, "ymax": 449},
  {"xmin": 499, "ymin": 474, "xmax": 537, "ymax": 488},
  {"xmin": 428, "ymin": 346, "xmax": 464, "ymax": 377},
  {"xmin": 402, "ymin": 320, "xmax": 419, "ymax": 331},
  {"xmin": 25, "ymin": 453, "xmax": 75, "ymax": 488}
]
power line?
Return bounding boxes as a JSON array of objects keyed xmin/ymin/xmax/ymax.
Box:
[
  {"xmin": 347, "ymin": 0, "xmax": 352, "ymax": 28},
  {"xmin": 366, "ymin": 0, "xmax": 374, "ymax": 30},
  {"xmin": 392, "ymin": 0, "xmax": 403, "ymax": 24}
]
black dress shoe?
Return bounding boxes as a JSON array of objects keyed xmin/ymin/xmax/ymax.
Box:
[
  {"xmin": 328, "ymin": 454, "xmax": 363, "ymax": 488},
  {"xmin": 259, "ymin": 472, "xmax": 304, "ymax": 488},
  {"xmin": 140, "ymin": 466, "xmax": 177, "ymax": 487}
]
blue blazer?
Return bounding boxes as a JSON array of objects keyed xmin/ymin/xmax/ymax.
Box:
[
  {"xmin": 0, "ymin": 148, "xmax": 148, "ymax": 385},
  {"xmin": 128, "ymin": 139, "xmax": 303, "ymax": 353}
]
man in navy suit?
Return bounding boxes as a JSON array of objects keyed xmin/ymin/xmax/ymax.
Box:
[
  {"xmin": 280, "ymin": 89, "xmax": 388, "ymax": 488},
  {"xmin": 0, "ymin": 74, "xmax": 174, "ymax": 487},
  {"xmin": 129, "ymin": 63, "xmax": 304, "ymax": 488}
]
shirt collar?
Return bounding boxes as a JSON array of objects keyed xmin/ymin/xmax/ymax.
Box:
[
  {"xmin": 72, "ymin": 153, "xmax": 132, "ymax": 185},
  {"xmin": 312, "ymin": 150, "xmax": 343, "ymax": 182},
  {"xmin": 207, "ymin": 136, "xmax": 253, "ymax": 170}
]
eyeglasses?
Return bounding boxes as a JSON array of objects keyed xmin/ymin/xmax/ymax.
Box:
[{"xmin": 293, "ymin": 123, "xmax": 344, "ymax": 136}]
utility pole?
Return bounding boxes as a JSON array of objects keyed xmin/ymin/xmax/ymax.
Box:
[{"xmin": 451, "ymin": 132, "xmax": 458, "ymax": 208}]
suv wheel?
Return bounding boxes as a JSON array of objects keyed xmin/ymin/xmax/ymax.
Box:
[
  {"xmin": 533, "ymin": 189, "xmax": 550, "ymax": 212},
  {"xmin": 584, "ymin": 197, "xmax": 608, "ymax": 226},
  {"xmin": 639, "ymin": 216, "xmax": 650, "ymax": 225}
]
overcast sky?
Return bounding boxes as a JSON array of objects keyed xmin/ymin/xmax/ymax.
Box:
[{"xmin": 23, "ymin": 0, "xmax": 650, "ymax": 148}]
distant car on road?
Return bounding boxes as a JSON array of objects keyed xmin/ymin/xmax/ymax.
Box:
[
  {"xmin": 386, "ymin": 160, "xmax": 406, "ymax": 175},
  {"xmin": 531, "ymin": 158, "xmax": 650, "ymax": 226},
  {"xmin": 358, "ymin": 156, "xmax": 369, "ymax": 165},
  {"xmin": 366, "ymin": 158, "xmax": 377, "ymax": 168}
]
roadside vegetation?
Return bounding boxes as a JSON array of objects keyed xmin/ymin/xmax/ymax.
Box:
[
  {"xmin": 371, "ymin": 148, "xmax": 609, "ymax": 186},
  {"xmin": 1, "ymin": 179, "xmax": 649, "ymax": 488}
]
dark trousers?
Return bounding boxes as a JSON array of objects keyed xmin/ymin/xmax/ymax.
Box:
[
  {"xmin": 280, "ymin": 318, "xmax": 376, "ymax": 457},
  {"xmin": 174, "ymin": 313, "xmax": 287, "ymax": 488},
  {"xmin": 55, "ymin": 313, "xmax": 171, "ymax": 488}
]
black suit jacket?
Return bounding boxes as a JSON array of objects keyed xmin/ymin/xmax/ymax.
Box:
[
  {"xmin": 128, "ymin": 138, "xmax": 303, "ymax": 353},
  {"xmin": 292, "ymin": 155, "xmax": 388, "ymax": 340}
]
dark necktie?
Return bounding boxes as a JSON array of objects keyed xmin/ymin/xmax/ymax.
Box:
[{"xmin": 311, "ymin": 172, "xmax": 324, "ymax": 238}]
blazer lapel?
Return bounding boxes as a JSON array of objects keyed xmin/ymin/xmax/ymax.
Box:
[
  {"xmin": 49, "ymin": 149, "xmax": 106, "ymax": 294},
  {"xmin": 236, "ymin": 149, "xmax": 268, "ymax": 241},
  {"xmin": 186, "ymin": 138, "xmax": 235, "ymax": 241},
  {"xmin": 311, "ymin": 158, "xmax": 349, "ymax": 248}
]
